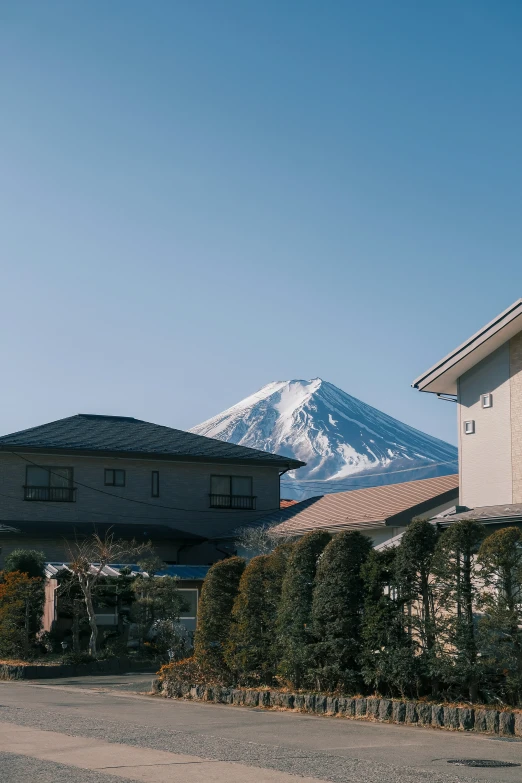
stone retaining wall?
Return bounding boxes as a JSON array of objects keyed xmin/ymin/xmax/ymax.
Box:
[
  {"xmin": 0, "ymin": 657, "xmax": 158, "ymax": 680},
  {"xmin": 159, "ymin": 680, "xmax": 522, "ymax": 737}
]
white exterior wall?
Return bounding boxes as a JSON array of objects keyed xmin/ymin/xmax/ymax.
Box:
[{"xmin": 458, "ymin": 342, "xmax": 513, "ymax": 507}]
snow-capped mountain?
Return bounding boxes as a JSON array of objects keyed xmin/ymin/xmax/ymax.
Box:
[{"xmin": 190, "ymin": 379, "xmax": 458, "ymax": 500}]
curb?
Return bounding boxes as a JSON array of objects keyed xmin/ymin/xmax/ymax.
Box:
[
  {"xmin": 158, "ymin": 680, "xmax": 522, "ymax": 738},
  {"xmin": 0, "ymin": 658, "xmax": 159, "ymax": 680}
]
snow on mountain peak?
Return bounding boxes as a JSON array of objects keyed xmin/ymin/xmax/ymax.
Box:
[{"xmin": 190, "ymin": 379, "xmax": 458, "ymax": 499}]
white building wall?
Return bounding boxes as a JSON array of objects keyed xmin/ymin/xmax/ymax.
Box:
[{"xmin": 458, "ymin": 342, "xmax": 512, "ymax": 507}]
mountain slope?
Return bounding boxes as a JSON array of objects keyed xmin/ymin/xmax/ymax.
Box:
[{"xmin": 190, "ymin": 378, "xmax": 458, "ymax": 499}]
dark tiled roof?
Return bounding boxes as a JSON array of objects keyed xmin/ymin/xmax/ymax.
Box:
[
  {"xmin": 252, "ymin": 474, "xmax": 459, "ymax": 536},
  {"xmin": 0, "ymin": 414, "xmax": 304, "ymax": 469}
]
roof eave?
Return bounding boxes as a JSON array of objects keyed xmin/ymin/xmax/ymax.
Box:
[
  {"xmin": 385, "ymin": 485, "xmax": 459, "ymax": 526},
  {"xmin": 412, "ymin": 298, "xmax": 522, "ymax": 395},
  {"xmin": 0, "ymin": 444, "xmax": 304, "ymax": 470}
]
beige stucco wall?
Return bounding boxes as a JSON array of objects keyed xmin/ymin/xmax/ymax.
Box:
[
  {"xmin": 510, "ymin": 332, "xmax": 522, "ymax": 503},
  {"xmin": 458, "ymin": 341, "xmax": 513, "ymax": 507}
]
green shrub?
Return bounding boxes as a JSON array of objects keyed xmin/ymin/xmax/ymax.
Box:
[
  {"xmin": 132, "ymin": 574, "xmax": 184, "ymax": 655},
  {"xmin": 0, "ymin": 570, "xmax": 45, "ymax": 659},
  {"xmin": 225, "ymin": 543, "xmax": 293, "ymax": 685},
  {"xmin": 276, "ymin": 530, "xmax": 331, "ymax": 688},
  {"xmin": 432, "ymin": 519, "xmax": 485, "ymax": 702},
  {"xmin": 194, "ymin": 556, "xmax": 245, "ymax": 678},
  {"xmin": 360, "ymin": 548, "xmax": 417, "ymax": 697},
  {"xmin": 4, "ymin": 549, "xmax": 46, "ymax": 579},
  {"xmin": 311, "ymin": 531, "xmax": 372, "ymax": 692},
  {"xmin": 394, "ymin": 518, "xmax": 440, "ymax": 695},
  {"xmin": 477, "ymin": 527, "xmax": 522, "ymax": 705}
]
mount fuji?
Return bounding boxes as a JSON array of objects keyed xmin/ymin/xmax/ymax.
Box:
[{"xmin": 190, "ymin": 379, "xmax": 458, "ymax": 500}]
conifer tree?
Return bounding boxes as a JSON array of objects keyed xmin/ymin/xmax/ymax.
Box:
[
  {"xmin": 477, "ymin": 527, "xmax": 522, "ymax": 705},
  {"xmin": 360, "ymin": 548, "xmax": 417, "ymax": 697},
  {"xmin": 0, "ymin": 571, "xmax": 45, "ymax": 658},
  {"xmin": 194, "ymin": 556, "xmax": 245, "ymax": 678},
  {"xmin": 276, "ymin": 530, "xmax": 331, "ymax": 688},
  {"xmin": 311, "ymin": 531, "xmax": 372, "ymax": 692},
  {"xmin": 4, "ymin": 549, "xmax": 46, "ymax": 579},
  {"xmin": 225, "ymin": 543, "xmax": 293, "ymax": 685},
  {"xmin": 432, "ymin": 519, "xmax": 484, "ymax": 701},
  {"xmin": 394, "ymin": 518, "xmax": 440, "ymax": 695},
  {"xmin": 225, "ymin": 554, "xmax": 272, "ymax": 684}
]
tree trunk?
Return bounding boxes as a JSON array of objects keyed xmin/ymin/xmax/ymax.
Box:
[
  {"xmin": 23, "ymin": 599, "xmax": 30, "ymax": 659},
  {"xmin": 72, "ymin": 599, "xmax": 81, "ymax": 653},
  {"xmin": 421, "ymin": 571, "xmax": 438, "ymax": 697},
  {"xmin": 80, "ymin": 577, "xmax": 98, "ymax": 657}
]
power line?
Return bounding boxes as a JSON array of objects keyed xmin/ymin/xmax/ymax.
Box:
[
  {"xmin": 280, "ymin": 458, "xmax": 458, "ymax": 489},
  {"xmin": 10, "ymin": 451, "xmax": 284, "ymax": 515}
]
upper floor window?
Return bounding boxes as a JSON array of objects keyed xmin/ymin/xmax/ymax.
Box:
[
  {"xmin": 210, "ymin": 475, "xmax": 255, "ymax": 509},
  {"xmin": 105, "ymin": 468, "xmax": 125, "ymax": 487},
  {"xmin": 24, "ymin": 466, "xmax": 75, "ymax": 502},
  {"xmin": 151, "ymin": 471, "xmax": 159, "ymax": 497}
]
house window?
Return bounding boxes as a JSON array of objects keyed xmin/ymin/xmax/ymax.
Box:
[
  {"xmin": 24, "ymin": 466, "xmax": 75, "ymax": 501},
  {"xmin": 151, "ymin": 471, "xmax": 159, "ymax": 497},
  {"xmin": 178, "ymin": 588, "xmax": 199, "ymax": 633},
  {"xmin": 209, "ymin": 475, "xmax": 255, "ymax": 509},
  {"xmin": 482, "ymin": 393, "xmax": 493, "ymax": 408},
  {"xmin": 464, "ymin": 420, "xmax": 475, "ymax": 435},
  {"xmin": 105, "ymin": 468, "xmax": 125, "ymax": 487}
]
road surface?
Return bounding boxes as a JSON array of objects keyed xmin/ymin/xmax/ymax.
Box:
[{"xmin": 1, "ymin": 673, "xmax": 521, "ymax": 782}]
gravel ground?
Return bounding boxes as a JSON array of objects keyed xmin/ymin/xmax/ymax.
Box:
[{"xmin": 0, "ymin": 702, "xmax": 469, "ymax": 783}]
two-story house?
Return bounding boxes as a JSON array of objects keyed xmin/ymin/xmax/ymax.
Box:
[
  {"xmin": 413, "ymin": 298, "xmax": 522, "ymax": 528},
  {"xmin": 0, "ymin": 413, "xmax": 304, "ymax": 568}
]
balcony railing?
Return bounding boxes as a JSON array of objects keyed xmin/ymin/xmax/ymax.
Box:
[
  {"xmin": 209, "ymin": 494, "xmax": 256, "ymax": 510},
  {"xmin": 24, "ymin": 486, "xmax": 76, "ymax": 502}
]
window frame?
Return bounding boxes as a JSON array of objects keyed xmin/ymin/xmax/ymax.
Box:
[
  {"xmin": 209, "ymin": 474, "xmax": 255, "ymax": 509},
  {"xmin": 178, "ymin": 588, "xmax": 199, "ymax": 620},
  {"xmin": 24, "ymin": 465, "xmax": 75, "ymax": 502},
  {"xmin": 25, "ymin": 465, "xmax": 74, "ymax": 488},
  {"xmin": 151, "ymin": 470, "xmax": 160, "ymax": 498},
  {"xmin": 104, "ymin": 468, "xmax": 126, "ymax": 487}
]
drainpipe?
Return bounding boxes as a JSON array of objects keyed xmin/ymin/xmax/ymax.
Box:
[{"xmin": 278, "ymin": 468, "xmax": 291, "ymax": 507}]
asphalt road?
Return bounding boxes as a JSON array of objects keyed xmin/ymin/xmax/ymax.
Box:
[{"xmin": 1, "ymin": 674, "xmax": 522, "ymax": 783}]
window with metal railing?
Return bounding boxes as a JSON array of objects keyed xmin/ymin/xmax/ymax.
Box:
[
  {"xmin": 24, "ymin": 466, "xmax": 75, "ymax": 502},
  {"xmin": 209, "ymin": 475, "xmax": 256, "ymax": 509}
]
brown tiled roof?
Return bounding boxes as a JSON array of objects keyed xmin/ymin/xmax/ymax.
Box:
[
  {"xmin": 280, "ymin": 499, "xmax": 299, "ymax": 509},
  {"xmin": 260, "ymin": 474, "xmax": 459, "ymax": 536}
]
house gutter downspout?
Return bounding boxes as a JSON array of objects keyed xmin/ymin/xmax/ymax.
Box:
[{"xmin": 278, "ymin": 467, "xmax": 291, "ymax": 508}]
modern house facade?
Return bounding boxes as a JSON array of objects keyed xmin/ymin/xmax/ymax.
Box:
[
  {"xmin": 0, "ymin": 413, "xmax": 304, "ymax": 568},
  {"xmin": 413, "ymin": 298, "xmax": 522, "ymax": 521}
]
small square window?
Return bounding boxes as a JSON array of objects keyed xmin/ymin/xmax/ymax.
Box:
[
  {"xmin": 482, "ymin": 393, "xmax": 492, "ymax": 408},
  {"xmin": 464, "ymin": 420, "xmax": 475, "ymax": 435},
  {"xmin": 105, "ymin": 468, "xmax": 125, "ymax": 486}
]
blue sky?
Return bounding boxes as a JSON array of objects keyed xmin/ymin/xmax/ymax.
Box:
[{"xmin": 2, "ymin": 1, "xmax": 522, "ymax": 445}]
